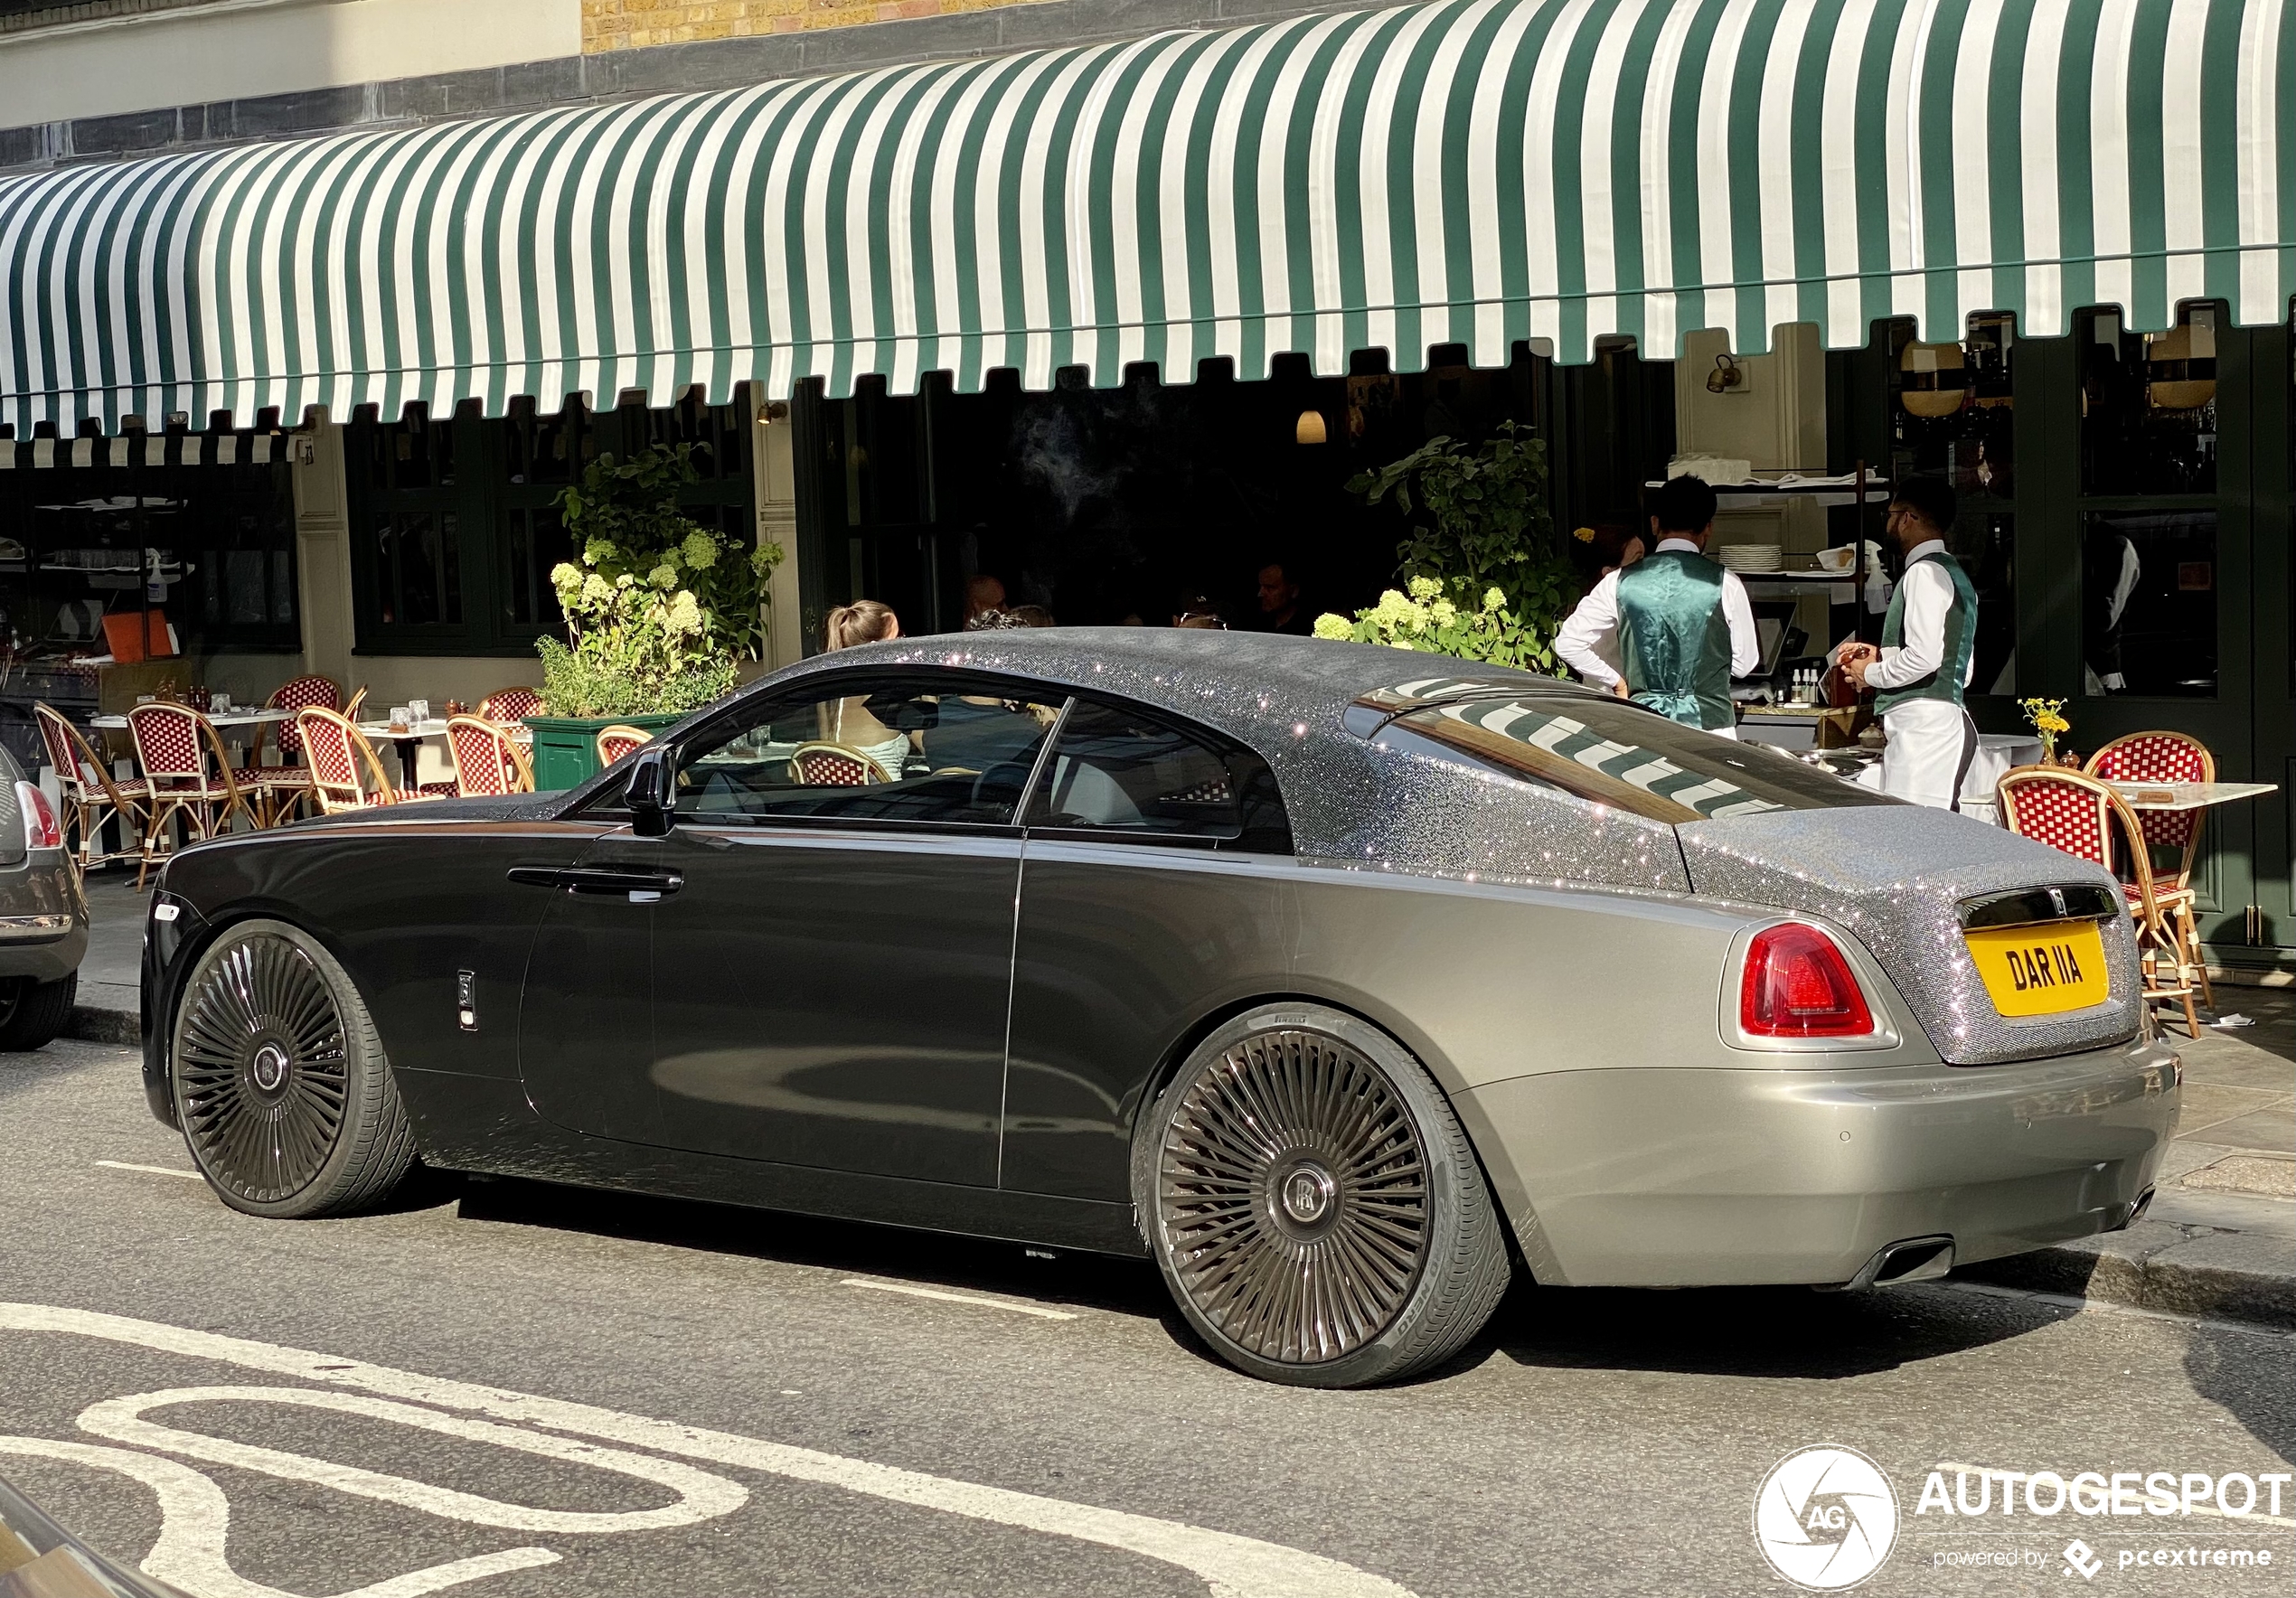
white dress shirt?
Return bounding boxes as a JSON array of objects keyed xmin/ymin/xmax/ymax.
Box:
[
  {"xmin": 1553, "ymin": 537, "xmax": 1761, "ymax": 691},
  {"xmin": 1860, "ymin": 539, "xmax": 1976, "ymax": 693}
]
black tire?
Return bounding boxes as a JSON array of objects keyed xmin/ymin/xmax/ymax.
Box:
[
  {"xmin": 0, "ymin": 972, "xmax": 77, "ymax": 1051},
  {"xmin": 1134, "ymin": 1003, "xmax": 1512, "ymax": 1388},
  {"xmin": 171, "ymin": 918, "xmax": 415, "ymax": 1218}
]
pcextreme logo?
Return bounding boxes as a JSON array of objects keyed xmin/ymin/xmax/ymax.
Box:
[{"xmin": 1754, "ymin": 1444, "xmax": 1901, "ymax": 1591}]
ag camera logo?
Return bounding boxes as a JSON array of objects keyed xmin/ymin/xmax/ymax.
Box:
[{"xmin": 1755, "ymin": 1444, "xmax": 1900, "ymax": 1590}]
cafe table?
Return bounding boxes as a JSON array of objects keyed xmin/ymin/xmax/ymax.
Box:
[
  {"xmin": 359, "ymin": 717, "xmax": 533, "ymax": 791},
  {"xmin": 358, "ymin": 719, "xmax": 451, "ymax": 792},
  {"xmin": 90, "ymin": 708, "xmax": 291, "ymax": 735},
  {"xmin": 2104, "ymin": 780, "xmax": 2279, "ymax": 812}
]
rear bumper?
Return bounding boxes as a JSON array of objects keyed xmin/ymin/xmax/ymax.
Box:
[{"xmin": 1457, "ymin": 1037, "xmax": 2180, "ymax": 1287}]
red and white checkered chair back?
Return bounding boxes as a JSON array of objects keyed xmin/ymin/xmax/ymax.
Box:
[
  {"xmin": 479, "ymin": 687, "xmax": 544, "ymax": 726},
  {"xmin": 790, "ymin": 743, "xmax": 891, "ymax": 786},
  {"xmin": 267, "ymin": 674, "xmax": 343, "ymax": 760},
  {"xmin": 595, "ymin": 725, "xmax": 653, "ymax": 766},
  {"xmin": 127, "ymin": 702, "xmax": 210, "ymax": 784},
  {"xmin": 2087, "ymin": 732, "xmax": 2214, "ymax": 854},
  {"xmin": 447, "ymin": 716, "xmax": 532, "ymax": 797},
  {"xmin": 296, "ymin": 707, "xmax": 372, "ymax": 811},
  {"xmin": 1998, "ymin": 769, "xmax": 2115, "ymax": 870},
  {"xmin": 32, "ymin": 703, "xmax": 92, "ymax": 793}
]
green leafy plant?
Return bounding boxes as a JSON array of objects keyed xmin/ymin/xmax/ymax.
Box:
[
  {"xmin": 1313, "ymin": 576, "xmax": 1546, "ymax": 668},
  {"xmin": 1318, "ymin": 421, "xmax": 1569, "ymax": 669},
  {"xmin": 538, "ymin": 444, "xmax": 783, "ymax": 717}
]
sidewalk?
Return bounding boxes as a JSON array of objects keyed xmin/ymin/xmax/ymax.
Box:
[{"xmin": 66, "ymin": 867, "xmax": 2294, "ymax": 1323}]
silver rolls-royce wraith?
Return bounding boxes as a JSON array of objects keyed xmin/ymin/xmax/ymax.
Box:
[{"xmin": 140, "ymin": 632, "xmax": 2176, "ymax": 1386}]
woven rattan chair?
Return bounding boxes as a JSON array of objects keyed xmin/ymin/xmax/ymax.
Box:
[
  {"xmin": 233, "ymin": 672, "xmax": 344, "ymax": 826},
  {"xmin": 296, "ymin": 706, "xmax": 444, "ymax": 813},
  {"xmin": 126, "ymin": 700, "xmax": 259, "ymax": 889},
  {"xmin": 343, "ymin": 686, "xmax": 369, "ymax": 723},
  {"xmin": 2087, "ymin": 731, "xmax": 2216, "ymax": 1009},
  {"xmin": 594, "ymin": 723, "xmax": 654, "ymax": 766},
  {"xmin": 447, "ymin": 715, "xmax": 535, "ymax": 798},
  {"xmin": 33, "ymin": 700, "xmax": 147, "ymax": 869},
  {"xmin": 478, "ymin": 686, "xmax": 544, "ymax": 726},
  {"xmin": 1998, "ymin": 765, "xmax": 2200, "ymax": 1037},
  {"xmin": 788, "ymin": 742, "xmax": 897, "ymax": 786}
]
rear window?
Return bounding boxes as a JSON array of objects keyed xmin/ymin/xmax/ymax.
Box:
[{"xmin": 1382, "ymin": 696, "xmax": 1896, "ymax": 822}]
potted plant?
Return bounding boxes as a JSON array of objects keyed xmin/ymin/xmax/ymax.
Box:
[
  {"xmin": 527, "ymin": 444, "xmax": 782, "ymax": 788},
  {"xmin": 1312, "ymin": 422, "xmax": 1573, "ymax": 670}
]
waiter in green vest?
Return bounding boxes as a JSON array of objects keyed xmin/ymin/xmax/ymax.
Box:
[
  {"xmin": 1556, "ymin": 474, "xmax": 1759, "ymax": 737},
  {"xmin": 1838, "ymin": 475, "xmax": 1980, "ymax": 809}
]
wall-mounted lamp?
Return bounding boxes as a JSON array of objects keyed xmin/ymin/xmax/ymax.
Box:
[
  {"xmin": 1705, "ymin": 352, "xmax": 1747, "ymax": 395},
  {"xmin": 1294, "ymin": 409, "xmax": 1328, "ymax": 445},
  {"xmin": 2146, "ymin": 318, "xmax": 2216, "ymax": 410},
  {"xmin": 1897, "ymin": 341, "xmax": 1970, "ymax": 418},
  {"xmin": 757, "ymin": 401, "xmax": 789, "ymax": 426}
]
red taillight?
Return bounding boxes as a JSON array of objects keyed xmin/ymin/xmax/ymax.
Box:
[
  {"xmin": 1740, "ymin": 923, "xmax": 1875, "ymax": 1039},
  {"xmin": 15, "ymin": 781, "xmax": 61, "ymax": 851}
]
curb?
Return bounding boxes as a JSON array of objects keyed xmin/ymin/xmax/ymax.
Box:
[
  {"xmin": 1959, "ymin": 1219, "xmax": 2296, "ymax": 1331},
  {"xmin": 68, "ymin": 1005, "xmax": 139, "ymax": 1047}
]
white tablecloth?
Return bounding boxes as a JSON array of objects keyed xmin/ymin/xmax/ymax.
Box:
[{"xmin": 1850, "ymin": 731, "xmax": 2042, "ymax": 825}]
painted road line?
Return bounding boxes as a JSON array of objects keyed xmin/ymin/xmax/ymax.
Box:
[
  {"xmin": 1934, "ymin": 1462, "xmax": 2296, "ymax": 1528},
  {"xmin": 841, "ymin": 1278, "xmax": 1079, "ymax": 1320},
  {"xmin": 0, "ymin": 1302, "xmax": 1415, "ymax": 1598},
  {"xmin": 95, "ymin": 1161, "xmax": 203, "ymax": 1180},
  {"xmin": 0, "ymin": 1436, "xmax": 559, "ymax": 1598}
]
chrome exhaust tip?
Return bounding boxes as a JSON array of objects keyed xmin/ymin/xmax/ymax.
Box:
[{"xmin": 1823, "ymin": 1235, "xmax": 1957, "ymax": 1292}]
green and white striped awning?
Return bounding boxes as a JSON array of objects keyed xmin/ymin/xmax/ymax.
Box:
[{"xmin": 2, "ymin": 0, "xmax": 2291, "ymax": 434}]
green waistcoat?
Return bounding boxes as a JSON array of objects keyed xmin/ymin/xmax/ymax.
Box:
[
  {"xmin": 1615, "ymin": 550, "xmax": 1736, "ymax": 731},
  {"xmin": 1874, "ymin": 550, "xmax": 1979, "ymax": 715}
]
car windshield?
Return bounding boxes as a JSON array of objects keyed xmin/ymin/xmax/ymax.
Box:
[{"xmin": 1380, "ymin": 695, "xmax": 1896, "ymax": 823}]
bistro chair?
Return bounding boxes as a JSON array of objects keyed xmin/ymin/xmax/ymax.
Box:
[
  {"xmin": 344, "ymin": 686, "xmax": 370, "ymax": 723},
  {"xmin": 33, "ymin": 700, "xmax": 149, "ymax": 870},
  {"xmin": 788, "ymin": 743, "xmax": 896, "ymax": 786},
  {"xmin": 2086, "ymin": 731, "xmax": 2216, "ymax": 1010},
  {"xmin": 1997, "ymin": 766, "xmax": 2201, "ymax": 1038},
  {"xmin": 447, "ymin": 715, "xmax": 535, "ymax": 798},
  {"xmin": 126, "ymin": 700, "xmax": 260, "ymax": 890},
  {"xmin": 594, "ymin": 724, "xmax": 654, "ymax": 766},
  {"xmin": 478, "ymin": 686, "xmax": 544, "ymax": 726},
  {"xmin": 232, "ymin": 673, "xmax": 345, "ymax": 826},
  {"xmin": 296, "ymin": 707, "xmax": 446, "ymax": 813}
]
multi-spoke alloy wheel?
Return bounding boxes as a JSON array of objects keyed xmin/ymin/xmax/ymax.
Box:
[
  {"xmin": 1138, "ymin": 1005, "xmax": 1512, "ymax": 1388},
  {"xmin": 1160, "ymin": 1029, "xmax": 1429, "ymax": 1364},
  {"xmin": 171, "ymin": 920, "xmax": 414, "ymax": 1217}
]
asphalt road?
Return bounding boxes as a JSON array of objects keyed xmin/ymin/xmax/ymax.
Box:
[{"xmin": 3, "ymin": 1039, "xmax": 2290, "ymax": 1598}]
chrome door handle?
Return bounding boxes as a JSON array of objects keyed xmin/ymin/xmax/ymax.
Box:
[{"xmin": 507, "ymin": 865, "xmax": 683, "ymax": 898}]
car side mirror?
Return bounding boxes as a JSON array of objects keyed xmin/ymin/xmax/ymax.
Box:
[{"xmin": 626, "ymin": 747, "xmax": 674, "ymax": 838}]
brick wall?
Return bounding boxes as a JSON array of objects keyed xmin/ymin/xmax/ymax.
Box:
[{"xmin": 581, "ymin": 0, "xmax": 1039, "ymax": 49}]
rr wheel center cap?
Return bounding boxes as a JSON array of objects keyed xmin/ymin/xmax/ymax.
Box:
[
  {"xmin": 1277, "ymin": 1162, "xmax": 1337, "ymax": 1227},
  {"xmin": 249, "ymin": 1043, "xmax": 290, "ymax": 1095}
]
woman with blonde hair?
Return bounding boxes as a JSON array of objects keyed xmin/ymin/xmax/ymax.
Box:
[{"xmin": 819, "ymin": 601, "xmax": 911, "ymax": 777}]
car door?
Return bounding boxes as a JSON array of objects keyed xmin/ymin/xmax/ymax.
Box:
[
  {"xmin": 640, "ymin": 669, "xmax": 1068, "ymax": 1186},
  {"xmin": 1002, "ymin": 696, "xmax": 1295, "ymax": 1201}
]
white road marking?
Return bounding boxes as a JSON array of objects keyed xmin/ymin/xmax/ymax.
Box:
[
  {"xmin": 95, "ymin": 1161, "xmax": 203, "ymax": 1180},
  {"xmin": 1934, "ymin": 1462, "xmax": 2296, "ymax": 1528},
  {"xmin": 78, "ymin": 1386, "xmax": 749, "ymax": 1533},
  {"xmin": 0, "ymin": 1436, "xmax": 559, "ymax": 1598},
  {"xmin": 0, "ymin": 1302, "xmax": 1416, "ymax": 1598},
  {"xmin": 841, "ymin": 1278, "xmax": 1079, "ymax": 1320}
]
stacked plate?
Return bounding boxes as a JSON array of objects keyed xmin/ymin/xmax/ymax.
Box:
[{"xmin": 1715, "ymin": 543, "xmax": 1783, "ymax": 574}]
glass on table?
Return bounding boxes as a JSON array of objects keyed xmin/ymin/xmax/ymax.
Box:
[
  {"xmin": 388, "ymin": 706, "xmax": 412, "ymax": 733},
  {"xmin": 409, "ymin": 698, "xmax": 430, "ymax": 723}
]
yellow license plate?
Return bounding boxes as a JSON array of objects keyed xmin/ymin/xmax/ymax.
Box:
[{"xmin": 1964, "ymin": 921, "xmax": 2112, "ymax": 1017}]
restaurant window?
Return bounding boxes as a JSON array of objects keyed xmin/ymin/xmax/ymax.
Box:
[
  {"xmin": 349, "ymin": 394, "xmax": 757, "ymax": 657},
  {"xmin": 0, "ymin": 440, "xmax": 299, "ymax": 661},
  {"xmin": 1885, "ymin": 314, "xmax": 2018, "ymax": 694},
  {"xmin": 2080, "ymin": 304, "xmax": 2218, "ymax": 495},
  {"xmin": 2084, "ymin": 511, "xmax": 2218, "ymax": 698}
]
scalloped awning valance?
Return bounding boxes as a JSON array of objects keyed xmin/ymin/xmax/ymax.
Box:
[{"xmin": 2, "ymin": 0, "xmax": 2291, "ymax": 434}]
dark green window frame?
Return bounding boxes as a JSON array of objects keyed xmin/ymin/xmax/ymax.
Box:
[{"xmin": 347, "ymin": 396, "xmax": 757, "ymax": 658}]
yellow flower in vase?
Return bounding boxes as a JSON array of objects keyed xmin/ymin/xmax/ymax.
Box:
[{"xmin": 2018, "ymin": 697, "xmax": 2072, "ymax": 762}]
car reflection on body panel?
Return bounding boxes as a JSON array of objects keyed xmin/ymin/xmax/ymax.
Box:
[
  {"xmin": 0, "ymin": 1472, "xmax": 185, "ymax": 1597},
  {"xmin": 138, "ymin": 631, "xmax": 2178, "ymax": 1388}
]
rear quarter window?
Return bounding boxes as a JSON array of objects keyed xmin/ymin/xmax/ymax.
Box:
[{"xmin": 1387, "ymin": 697, "xmax": 1896, "ymax": 823}]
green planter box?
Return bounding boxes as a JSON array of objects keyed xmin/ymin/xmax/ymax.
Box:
[{"xmin": 524, "ymin": 710, "xmax": 686, "ymax": 791}]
